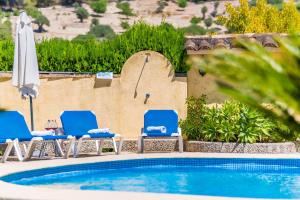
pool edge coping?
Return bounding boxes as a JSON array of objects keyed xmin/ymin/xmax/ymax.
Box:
[{"xmin": 0, "ymin": 152, "xmax": 300, "ymax": 200}]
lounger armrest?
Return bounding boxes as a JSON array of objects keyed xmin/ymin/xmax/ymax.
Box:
[
  {"xmin": 114, "ymin": 133, "xmax": 121, "ymax": 138},
  {"xmin": 81, "ymin": 134, "xmax": 91, "ymax": 139},
  {"xmin": 67, "ymin": 135, "xmax": 75, "ymax": 139},
  {"xmin": 31, "ymin": 137, "xmax": 44, "ymax": 141},
  {"xmin": 178, "ymin": 127, "xmax": 182, "ymax": 135}
]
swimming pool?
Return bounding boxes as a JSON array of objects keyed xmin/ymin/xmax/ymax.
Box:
[{"xmin": 2, "ymin": 158, "xmax": 300, "ymax": 199}]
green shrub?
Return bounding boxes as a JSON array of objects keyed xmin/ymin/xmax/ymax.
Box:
[
  {"xmin": 214, "ymin": 1, "xmax": 219, "ymax": 11},
  {"xmin": 0, "ymin": 21, "xmax": 12, "ymax": 40},
  {"xmin": 0, "ymin": 40, "xmax": 14, "ymax": 71},
  {"xmin": 211, "ymin": 10, "xmax": 217, "ymax": 17},
  {"xmin": 91, "ymin": 0, "xmax": 107, "ymax": 13},
  {"xmin": 180, "ymin": 24, "xmax": 207, "ymax": 35},
  {"xmin": 88, "ymin": 24, "xmax": 116, "ymax": 39},
  {"xmin": 73, "ymin": 2, "xmax": 80, "ymax": 8},
  {"xmin": 190, "ymin": 16, "xmax": 201, "ymax": 25},
  {"xmin": 72, "ymin": 34, "xmax": 97, "ymax": 42},
  {"xmin": 0, "ymin": 22, "xmax": 186, "ymax": 73},
  {"xmin": 177, "ymin": 0, "xmax": 187, "ymax": 8},
  {"xmin": 76, "ymin": 7, "xmax": 89, "ymax": 22},
  {"xmin": 121, "ymin": 21, "xmax": 130, "ymax": 29},
  {"xmin": 180, "ymin": 96, "xmax": 295, "ymax": 143},
  {"xmin": 156, "ymin": 0, "xmax": 168, "ymax": 13},
  {"xmin": 204, "ymin": 17, "xmax": 213, "ymax": 29},
  {"xmin": 91, "ymin": 18, "xmax": 99, "ymax": 26},
  {"xmin": 13, "ymin": 9, "xmax": 19, "ymax": 16},
  {"xmin": 117, "ymin": 2, "xmax": 134, "ymax": 17}
]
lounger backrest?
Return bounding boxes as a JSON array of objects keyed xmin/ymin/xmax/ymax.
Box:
[
  {"xmin": 144, "ymin": 110, "xmax": 178, "ymax": 136},
  {"xmin": 60, "ymin": 110, "xmax": 98, "ymax": 136},
  {"xmin": 0, "ymin": 111, "xmax": 32, "ymax": 140}
]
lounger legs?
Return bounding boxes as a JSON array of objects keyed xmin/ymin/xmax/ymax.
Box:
[
  {"xmin": 117, "ymin": 137, "xmax": 123, "ymax": 155},
  {"xmin": 112, "ymin": 138, "xmax": 118, "ymax": 154},
  {"xmin": 64, "ymin": 137, "xmax": 76, "ymax": 159},
  {"xmin": 13, "ymin": 141, "xmax": 24, "ymax": 161},
  {"xmin": 178, "ymin": 135, "xmax": 183, "ymax": 153},
  {"xmin": 97, "ymin": 139, "xmax": 104, "ymax": 155},
  {"xmin": 74, "ymin": 138, "xmax": 83, "ymax": 158},
  {"xmin": 137, "ymin": 136, "xmax": 144, "ymax": 153},
  {"xmin": 1, "ymin": 141, "xmax": 15, "ymax": 163},
  {"xmin": 24, "ymin": 140, "xmax": 38, "ymax": 161},
  {"xmin": 54, "ymin": 140, "xmax": 64, "ymax": 157}
]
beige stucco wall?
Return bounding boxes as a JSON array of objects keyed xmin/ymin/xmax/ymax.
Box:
[
  {"xmin": 187, "ymin": 68, "xmax": 228, "ymax": 103},
  {"xmin": 0, "ymin": 51, "xmax": 187, "ymax": 139},
  {"xmin": 187, "ymin": 54, "xmax": 228, "ymax": 103}
]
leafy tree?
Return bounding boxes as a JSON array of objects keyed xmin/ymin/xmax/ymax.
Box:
[
  {"xmin": 116, "ymin": 2, "xmax": 134, "ymax": 17},
  {"xmin": 91, "ymin": 0, "xmax": 107, "ymax": 13},
  {"xmin": 76, "ymin": 7, "xmax": 89, "ymax": 22},
  {"xmin": 35, "ymin": 14, "xmax": 49, "ymax": 32},
  {"xmin": 26, "ymin": 7, "xmax": 50, "ymax": 32},
  {"xmin": 201, "ymin": 6, "xmax": 208, "ymax": 19},
  {"xmin": 25, "ymin": 6, "xmax": 41, "ymax": 18},
  {"xmin": 204, "ymin": 17, "xmax": 213, "ymax": 29},
  {"xmin": 177, "ymin": 0, "xmax": 187, "ymax": 8},
  {"xmin": 218, "ymin": 0, "xmax": 300, "ymax": 33},
  {"xmin": 214, "ymin": 1, "xmax": 219, "ymax": 11},
  {"xmin": 196, "ymin": 36, "xmax": 300, "ymax": 134}
]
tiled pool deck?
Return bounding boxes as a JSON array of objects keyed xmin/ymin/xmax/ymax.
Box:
[{"xmin": 1, "ymin": 152, "xmax": 300, "ymax": 200}]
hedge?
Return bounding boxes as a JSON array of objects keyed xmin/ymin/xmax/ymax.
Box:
[{"xmin": 0, "ymin": 22, "xmax": 187, "ymax": 73}]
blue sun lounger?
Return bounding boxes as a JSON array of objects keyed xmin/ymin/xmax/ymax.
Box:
[
  {"xmin": 0, "ymin": 111, "xmax": 75, "ymax": 162},
  {"xmin": 138, "ymin": 110, "xmax": 183, "ymax": 153},
  {"xmin": 60, "ymin": 110, "xmax": 123, "ymax": 157}
]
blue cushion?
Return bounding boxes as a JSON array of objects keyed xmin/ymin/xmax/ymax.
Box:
[
  {"xmin": 60, "ymin": 111, "xmax": 99, "ymax": 137},
  {"xmin": 0, "ymin": 138, "xmax": 8, "ymax": 143},
  {"xmin": 0, "ymin": 111, "xmax": 70, "ymax": 142},
  {"xmin": 60, "ymin": 111, "xmax": 115, "ymax": 139},
  {"xmin": 0, "ymin": 111, "xmax": 33, "ymax": 141},
  {"xmin": 143, "ymin": 110, "xmax": 178, "ymax": 137},
  {"xmin": 88, "ymin": 133, "xmax": 115, "ymax": 139},
  {"xmin": 40, "ymin": 135, "xmax": 69, "ymax": 140}
]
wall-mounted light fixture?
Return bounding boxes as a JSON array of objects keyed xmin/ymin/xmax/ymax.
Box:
[
  {"xmin": 144, "ymin": 93, "xmax": 150, "ymax": 104},
  {"xmin": 145, "ymin": 53, "xmax": 151, "ymax": 63},
  {"xmin": 198, "ymin": 68, "xmax": 206, "ymax": 77}
]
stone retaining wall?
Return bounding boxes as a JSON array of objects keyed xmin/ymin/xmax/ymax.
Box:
[
  {"xmin": 185, "ymin": 141, "xmax": 297, "ymax": 154},
  {"xmin": 1, "ymin": 140, "xmax": 297, "ymax": 156}
]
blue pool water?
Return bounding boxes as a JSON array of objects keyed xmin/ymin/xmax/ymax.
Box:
[{"xmin": 2, "ymin": 158, "xmax": 300, "ymax": 199}]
